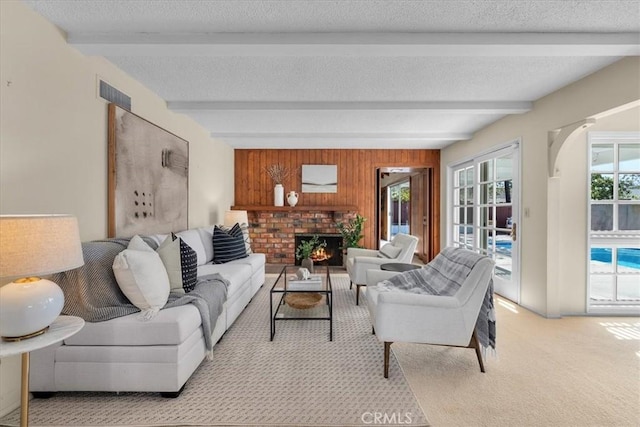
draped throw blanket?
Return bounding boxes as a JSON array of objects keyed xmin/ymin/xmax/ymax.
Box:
[
  {"xmin": 167, "ymin": 274, "xmax": 228, "ymax": 354},
  {"xmin": 51, "ymin": 238, "xmax": 228, "ymax": 352},
  {"xmin": 378, "ymin": 247, "xmax": 496, "ymax": 352}
]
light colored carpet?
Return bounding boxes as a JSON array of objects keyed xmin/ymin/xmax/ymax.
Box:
[
  {"xmin": 393, "ymin": 296, "xmax": 640, "ymax": 427},
  {"xmin": 0, "ymin": 274, "xmax": 428, "ymax": 427}
]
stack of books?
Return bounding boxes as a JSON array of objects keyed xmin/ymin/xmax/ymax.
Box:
[{"xmin": 287, "ymin": 275, "xmax": 323, "ymax": 291}]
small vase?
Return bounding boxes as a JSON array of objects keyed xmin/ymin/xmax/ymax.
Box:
[
  {"xmin": 301, "ymin": 257, "xmax": 314, "ymax": 274},
  {"xmin": 274, "ymin": 184, "xmax": 284, "ymax": 206},
  {"xmin": 287, "ymin": 191, "xmax": 299, "ymax": 207}
]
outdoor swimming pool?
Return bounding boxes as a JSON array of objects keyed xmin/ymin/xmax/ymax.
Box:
[
  {"xmin": 495, "ymin": 240, "xmax": 512, "ymax": 256},
  {"xmin": 591, "ymin": 248, "xmax": 640, "ymax": 270},
  {"xmin": 492, "ymin": 242, "xmax": 640, "ymax": 270}
]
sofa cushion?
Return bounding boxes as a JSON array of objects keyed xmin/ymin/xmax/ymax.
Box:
[
  {"xmin": 197, "ymin": 226, "xmax": 214, "ymax": 263},
  {"xmin": 197, "ymin": 263, "xmax": 252, "ymax": 299},
  {"xmin": 58, "ymin": 326, "xmax": 204, "ymax": 363},
  {"xmin": 176, "ymin": 229, "xmax": 207, "ymax": 266},
  {"xmin": 64, "ymin": 305, "xmax": 203, "ymax": 346},
  {"xmin": 112, "ymin": 235, "xmax": 170, "ymax": 316},
  {"xmin": 224, "ymin": 253, "xmax": 265, "ymax": 274},
  {"xmin": 212, "ymin": 224, "xmax": 248, "ymax": 264}
]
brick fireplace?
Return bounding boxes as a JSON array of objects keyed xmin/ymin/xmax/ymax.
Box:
[{"xmin": 244, "ymin": 209, "xmax": 357, "ymax": 265}]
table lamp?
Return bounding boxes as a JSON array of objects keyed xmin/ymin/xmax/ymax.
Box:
[
  {"xmin": 224, "ymin": 210, "xmax": 249, "ymax": 227},
  {"xmin": 0, "ymin": 215, "xmax": 84, "ymax": 341}
]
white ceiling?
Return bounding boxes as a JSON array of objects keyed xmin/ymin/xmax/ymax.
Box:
[{"xmin": 23, "ymin": 0, "xmax": 640, "ymax": 149}]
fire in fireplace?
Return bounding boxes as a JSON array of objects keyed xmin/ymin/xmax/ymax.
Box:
[{"xmin": 294, "ymin": 233, "xmax": 343, "ymax": 267}]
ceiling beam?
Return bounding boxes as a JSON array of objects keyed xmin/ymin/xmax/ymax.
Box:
[
  {"xmin": 210, "ymin": 132, "xmax": 472, "ymax": 149},
  {"xmin": 211, "ymin": 132, "xmax": 471, "ymax": 141},
  {"xmin": 214, "ymin": 135, "xmax": 465, "ymax": 149},
  {"xmin": 169, "ymin": 101, "xmax": 532, "ymax": 114},
  {"xmin": 68, "ymin": 32, "xmax": 640, "ymax": 57}
]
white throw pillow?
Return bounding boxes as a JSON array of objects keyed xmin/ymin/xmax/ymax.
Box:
[
  {"xmin": 113, "ymin": 235, "xmax": 170, "ymax": 319},
  {"xmin": 378, "ymin": 243, "xmax": 402, "ymax": 259}
]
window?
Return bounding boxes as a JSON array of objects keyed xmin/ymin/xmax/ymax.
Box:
[{"xmin": 588, "ymin": 133, "xmax": 640, "ymax": 313}]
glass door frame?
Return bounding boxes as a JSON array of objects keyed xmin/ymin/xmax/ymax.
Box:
[{"xmin": 447, "ymin": 140, "xmax": 521, "ymax": 304}]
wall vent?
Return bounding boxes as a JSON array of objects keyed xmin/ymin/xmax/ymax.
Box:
[{"xmin": 99, "ymin": 80, "xmax": 131, "ymax": 111}]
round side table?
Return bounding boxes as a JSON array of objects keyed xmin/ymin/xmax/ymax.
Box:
[
  {"xmin": 0, "ymin": 315, "xmax": 84, "ymax": 427},
  {"xmin": 380, "ymin": 263, "xmax": 422, "ymax": 272}
]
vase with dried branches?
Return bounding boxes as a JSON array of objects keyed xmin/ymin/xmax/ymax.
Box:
[{"xmin": 265, "ymin": 164, "xmax": 291, "ymax": 206}]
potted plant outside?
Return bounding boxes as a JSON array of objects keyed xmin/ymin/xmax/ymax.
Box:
[{"xmin": 295, "ymin": 235, "xmax": 327, "ymax": 274}]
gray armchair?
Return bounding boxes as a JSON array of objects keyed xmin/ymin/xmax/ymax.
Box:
[{"xmin": 345, "ymin": 233, "xmax": 419, "ymax": 305}]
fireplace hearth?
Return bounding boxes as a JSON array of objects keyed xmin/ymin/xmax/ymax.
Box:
[{"xmin": 295, "ymin": 233, "xmax": 343, "ymax": 267}]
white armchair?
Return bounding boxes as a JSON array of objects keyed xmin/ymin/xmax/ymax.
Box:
[
  {"xmin": 345, "ymin": 233, "xmax": 419, "ymax": 305},
  {"xmin": 365, "ymin": 249, "xmax": 495, "ymax": 378}
]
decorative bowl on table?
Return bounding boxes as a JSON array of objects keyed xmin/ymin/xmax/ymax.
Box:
[{"xmin": 284, "ymin": 292, "xmax": 323, "ymax": 309}]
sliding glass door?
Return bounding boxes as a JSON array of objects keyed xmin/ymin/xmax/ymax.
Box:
[{"xmin": 450, "ymin": 143, "xmax": 520, "ymax": 302}]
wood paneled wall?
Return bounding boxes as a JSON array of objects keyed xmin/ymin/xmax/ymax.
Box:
[{"xmin": 234, "ymin": 149, "xmax": 440, "ymax": 251}]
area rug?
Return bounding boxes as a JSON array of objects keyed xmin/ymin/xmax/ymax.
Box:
[{"xmin": 0, "ymin": 274, "xmax": 428, "ymax": 427}]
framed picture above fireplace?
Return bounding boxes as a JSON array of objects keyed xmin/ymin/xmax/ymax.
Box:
[{"xmin": 302, "ymin": 164, "xmax": 338, "ymax": 193}]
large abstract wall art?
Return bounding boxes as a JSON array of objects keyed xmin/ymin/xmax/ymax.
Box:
[{"xmin": 108, "ymin": 103, "xmax": 189, "ymax": 237}]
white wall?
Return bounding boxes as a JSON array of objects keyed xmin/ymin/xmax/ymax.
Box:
[
  {"xmin": 441, "ymin": 57, "xmax": 640, "ymax": 317},
  {"xmin": 0, "ymin": 1, "xmax": 234, "ymax": 416}
]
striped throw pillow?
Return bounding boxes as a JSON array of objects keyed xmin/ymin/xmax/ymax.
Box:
[{"xmin": 212, "ymin": 224, "xmax": 248, "ymax": 264}]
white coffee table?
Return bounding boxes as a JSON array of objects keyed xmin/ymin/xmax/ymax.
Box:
[{"xmin": 0, "ymin": 315, "xmax": 84, "ymax": 427}]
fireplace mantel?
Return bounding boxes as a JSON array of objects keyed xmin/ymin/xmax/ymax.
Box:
[{"xmin": 231, "ymin": 205, "xmax": 358, "ymax": 212}]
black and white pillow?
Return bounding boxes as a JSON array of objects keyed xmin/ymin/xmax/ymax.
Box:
[
  {"xmin": 176, "ymin": 235, "xmax": 198, "ymax": 292},
  {"xmin": 213, "ymin": 224, "xmax": 248, "ymax": 264},
  {"xmin": 157, "ymin": 234, "xmax": 198, "ymax": 293}
]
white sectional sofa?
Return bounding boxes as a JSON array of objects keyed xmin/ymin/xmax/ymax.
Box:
[{"xmin": 29, "ymin": 225, "xmax": 265, "ymax": 397}]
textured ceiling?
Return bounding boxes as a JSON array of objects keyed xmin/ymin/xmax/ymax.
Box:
[{"xmin": 23, "ymin": 0, "xmax": 640, "ymax": 149}]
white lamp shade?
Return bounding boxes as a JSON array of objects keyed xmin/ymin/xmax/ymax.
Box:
[
  {"xmin": 0, "ymin": 214, "xmax": 84, "ymax": 279},
  {"xmin": 0, "ymin": 215, "xmax": 83, "ymax": 339},
  {"xmin": 0, "ymin": 278, "xmax": 64, "ymax": 338},
  {"xmin": 224, "ymin": 210, "xmax": 249, "ymax": 227}
]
